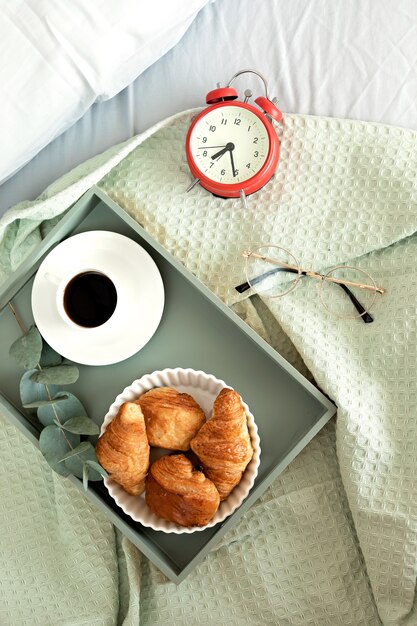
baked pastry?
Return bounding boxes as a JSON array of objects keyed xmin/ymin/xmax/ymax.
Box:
[
  {"xmin": 96, "ymin": 402, "xmax": 149, "ymax": 496},
  {"xmin": 190, "ymin": 388, "xmax": 253, "ymax": 500},
  {"xmin": 145, "ymin": 454, "xmax": 220, "ymax": 527},
  {"xmin": 137, "ymin": 387, "xmax": 205, "ymax": 451}
]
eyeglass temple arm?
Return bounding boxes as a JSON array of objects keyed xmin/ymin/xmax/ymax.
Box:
[
  {"xmin": 234, "ymin": 267, "xmax": 374, "ymax": 323},
  {"xmin": 337, "ymin": 283, "xmax": 373, "ymax": 323},
  {"xmin": 235, "ymin": 267, "xmax": 281, "ymax": 292}
]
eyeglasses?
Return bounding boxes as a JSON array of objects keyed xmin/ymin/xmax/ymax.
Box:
[{"xmin": 235, "ymin": 245, "xmax": 385, "ymax": 323}]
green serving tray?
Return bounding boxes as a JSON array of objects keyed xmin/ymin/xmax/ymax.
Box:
[{"xmin": 0, "ymin": 187, "xmax": 336, "ymax": 583}]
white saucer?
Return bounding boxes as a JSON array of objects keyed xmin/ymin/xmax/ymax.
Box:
[{"xmin": 31, "ymin": 231, "xmax": 165, "ymax": 366}]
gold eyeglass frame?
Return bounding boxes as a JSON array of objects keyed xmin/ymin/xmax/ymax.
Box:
[{"xmin": 240, "ymin": 245, "xmax": 385, "ymax": 321}]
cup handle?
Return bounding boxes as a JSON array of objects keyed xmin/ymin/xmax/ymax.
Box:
[{"xmin": 44, "ymin": 272, "xmax": 61, "ymax": 287}]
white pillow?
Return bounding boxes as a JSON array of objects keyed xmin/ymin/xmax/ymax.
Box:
[{"xmin": 0, "ymin": 0, "xmax": 212, "ymax": 183}]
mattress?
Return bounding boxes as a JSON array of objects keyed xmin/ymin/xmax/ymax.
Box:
[{"xmin": 1, "ymin": 0, "xmax": 416, "ymax": 216}]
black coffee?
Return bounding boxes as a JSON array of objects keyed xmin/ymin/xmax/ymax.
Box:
[{"xmin": 63, "ymin": 271, "xmax": 117, "ymax": 328}]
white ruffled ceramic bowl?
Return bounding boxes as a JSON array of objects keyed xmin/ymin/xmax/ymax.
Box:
[{"xmin": 100, "ymin": 368, "xmax": 261, "ymax": 533}]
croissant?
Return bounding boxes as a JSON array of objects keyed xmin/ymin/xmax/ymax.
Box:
[
  {"xmin": 190, "ymin": 388, "xmax": 253, "ymax": 500},
  {"xmin": 137, "ymin": 387, "xmax": 205, "ymax": 451},
  {"xmin": 96, "ymin": 402, "xmax": 149, "ymax": 496},
  {"xmin": 145, "ymin": 454, "xmax": 220, "ymax": 527}
]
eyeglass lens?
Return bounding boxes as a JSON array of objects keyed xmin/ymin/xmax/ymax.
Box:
[
  {"xmin": 245, "ymin": 246, "xmax": 301, "ymax": 298},
  {"xmin": 319, "ymin": 266, "xmax": 377, "ymax": 319}
]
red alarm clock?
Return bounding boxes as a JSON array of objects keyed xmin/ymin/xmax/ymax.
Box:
[{"xmin": 185, "ymin": 69, "xmax": 282, "ymax": 207}]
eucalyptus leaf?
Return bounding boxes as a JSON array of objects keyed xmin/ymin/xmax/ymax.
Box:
[
  {"xmin": 37, "ymin": 391, "xmax": 88, "ymax": 427},
  {"xmin": 39, "ymin": 342, "xmax": 62, "ymax": 367},
  {"xmin": 85, "ymin": 460, "xmax": 109, "ymax": 478},
  {"xmin": 9, "ymin": 326, "xmax": 43, "ymax": 370},
  {"xmin": 39, "ymin": 425, "xmax": 80, "ymax": 476},
  {"xmin": 61, "ymin": 416, "xmax": 99, "ymax": 435},
  {"xmin": 58, "ymin": 441, "xmax": 92, "ymax": 462},
  {"xmin": 31, "ymin": 365, "xmax": 79, "ymax": 385},
  {"xmin": 65, "ymin": 446, "xmax": 103, "ymax": 481},
  {"xmin": 23, "ymin": 395, "xmax": 69, "ymax": 409},
  {"xmin": 83, "ymin": 464, "xmax": 89, "ymax": 491},
  {"xmin": 20, "ymin": 370, "xmax": 60, "ymax": 416}
]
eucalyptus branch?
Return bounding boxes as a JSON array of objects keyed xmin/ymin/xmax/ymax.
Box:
[
  {"xmin": 36, "ymin": 363, "xmax": 74, "ymax": 451},
  {"xmin": 8, "ymin": 301, "xmax": 27, "ymax": 335},
  {"xmin": 8, "ymin": 299, "xmax": 75, "ymax": 450},
  {"xmin": 8, "ymin": 299, "xmax": 105, "ymax": 485}
]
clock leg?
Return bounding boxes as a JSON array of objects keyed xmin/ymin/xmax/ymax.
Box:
[{"xmin": 186, "ymin": 177, "xmax": 200, "ymax": 192}]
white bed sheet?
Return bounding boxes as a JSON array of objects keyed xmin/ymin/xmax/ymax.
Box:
[
  {"xmin": 0, "ymin": 0, "xmax": 214, "ymax": 185},
  {"xmin": 1, "ymin": 0, "xmax": 416, "ymax": 216}
]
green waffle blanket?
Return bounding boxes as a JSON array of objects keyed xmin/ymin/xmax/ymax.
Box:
[{"xmin": 1, "ymin": 110, "xmax": 417, "ymax": 625}]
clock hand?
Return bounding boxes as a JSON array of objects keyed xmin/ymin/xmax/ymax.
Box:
[
  {"xmin": 198, "ymin": 145, "xmax": 227, "ymax": 149},
  {"xmin": 211, "ymin": 146, "xmax": 229, "ymax": 160},
  {"xmin": 229, "ymin": 148, "xmax": 237, "ymax": 177},
  {"xmin": 211, "ymin": 142, "xmax": 235, "ymax": 161}
]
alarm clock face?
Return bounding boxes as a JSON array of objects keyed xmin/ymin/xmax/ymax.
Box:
[{"xmin": 188, "ymin": 104, "xmax": 270, "ymax": 186}]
